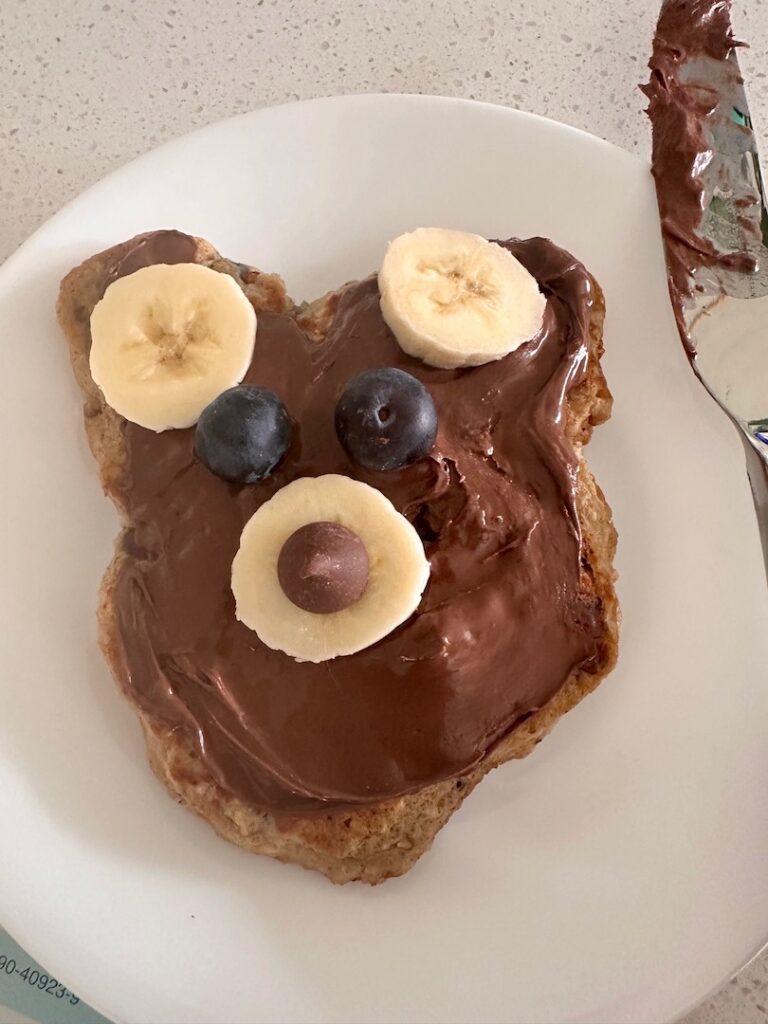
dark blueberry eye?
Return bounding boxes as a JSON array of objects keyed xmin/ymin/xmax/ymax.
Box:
[
  {"xmin": 195, "ymin": 385, "xmax": 292, "ymax": 482},
  {"xmin": 334, "ymin": 368, "xmax": 438, "ymax": 472}
]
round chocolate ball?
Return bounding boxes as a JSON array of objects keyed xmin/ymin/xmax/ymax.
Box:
[{"xmin": 277, "ymin": 521, "xmax": 369, "ymax": 614}]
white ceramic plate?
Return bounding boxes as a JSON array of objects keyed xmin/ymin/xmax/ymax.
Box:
[{"xmin": 1, "ymin": 95, "xmax": 767, "ymax": 1024}]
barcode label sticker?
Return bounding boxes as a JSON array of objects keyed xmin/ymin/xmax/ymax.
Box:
[{"xmin": 0, "ymin": 928, "xmax": 110, "ymax": 1024}]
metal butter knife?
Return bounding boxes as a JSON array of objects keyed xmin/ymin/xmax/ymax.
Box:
[{"xmin": 644, "ymin": 0, "xmax": 768, "ymax": 568}]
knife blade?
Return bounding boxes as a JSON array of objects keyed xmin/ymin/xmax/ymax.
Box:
[{"xmin": 644, "ymin": 0, "xmax": 768, "ymax": 571}]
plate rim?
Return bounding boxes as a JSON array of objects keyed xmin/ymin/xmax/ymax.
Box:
[{"xmin": 0, "ymin": 92, "xmax": 644, "ymax": 274}]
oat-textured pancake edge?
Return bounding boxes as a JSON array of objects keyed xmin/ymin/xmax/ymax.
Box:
[{"xmin": 57, "ymin": 231, "xmax": 619, "ymax": 884}]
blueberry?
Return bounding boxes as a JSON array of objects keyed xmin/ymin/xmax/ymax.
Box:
[
  {"xmin": 334, "ymin": 368, "xmax": 438, "ymax": 472},
  {"xmin": 195, "ymin": 385, "xmax": 292, "ymax": 482}
]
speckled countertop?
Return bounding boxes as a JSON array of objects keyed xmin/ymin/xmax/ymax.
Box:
[{"xmin": 1, "ymin": 1, "xmax": 767, "ymax": 1021}]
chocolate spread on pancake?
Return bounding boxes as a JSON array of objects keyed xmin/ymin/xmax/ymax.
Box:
[
  {"xmin": 104, "ymin": 230, "xmax": 606, "ymax": 814},
  {"xmin": 114, "ymin": 229, "xmax": 198, "ymax": 278}
]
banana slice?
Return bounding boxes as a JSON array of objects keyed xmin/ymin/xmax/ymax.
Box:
[
  {"xmin": 231, "ymin": 475, "xmax": 430, "ymax": 663},
  {"xmin": 379, "ymin": 227, "xmax": 546, "ymax": 369},
  {"xmin": 89, "ymin": 263, "xmax": 257, "ymax": 431}
]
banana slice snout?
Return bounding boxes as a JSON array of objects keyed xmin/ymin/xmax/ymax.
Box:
[
  {"xmin": 231, "ymin": 475, "xmax": 430, "ymax": 662},
  {"xmin": 378, "ymin": 227, "xmax": 546, "ymax": 369},
  {"xmin": 89, "ymin": 263, "xmax": 257, "ymax": 431}
]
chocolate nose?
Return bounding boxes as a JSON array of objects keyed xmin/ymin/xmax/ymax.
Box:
[{"xmin": 277, "ymin": 520, "xmax": 369, "ymax": 614}]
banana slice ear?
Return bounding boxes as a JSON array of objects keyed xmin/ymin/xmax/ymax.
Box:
[
  {"xmin": 378, "ymin": 228, "xmax": 546, "ymax": 369},
  {"xmin": 231, "ymin": 475, "xmax": 430, "ymax": 663},
  {"xmin": 89, "ymin": 263, "xmax": 257, "ymax": 431}
]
